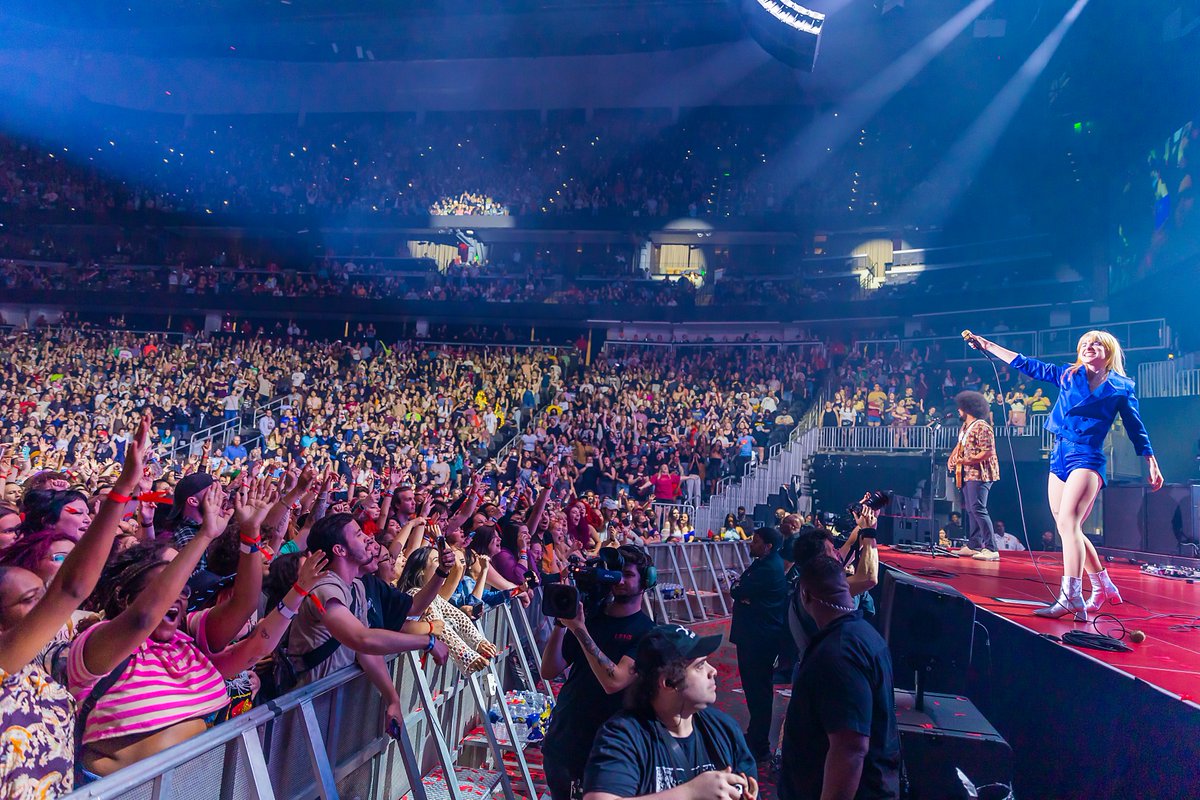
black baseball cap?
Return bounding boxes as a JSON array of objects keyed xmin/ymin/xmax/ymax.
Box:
[
  {"xmin": 635, "ymin": 624, "xmax": 723, "ymax": 674},
  {"xmin": 169, "ymin": 472, "xmax": 215, "ymax": 519}
]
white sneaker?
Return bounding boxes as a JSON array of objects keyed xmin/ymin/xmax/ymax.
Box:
[
  {"xmin": 954, "ymin": 546, "xmax": 978, "ymax": 556},
  {"xmin": 972, "ymin": 549, "xmax": 1000, "ymax": 561}
]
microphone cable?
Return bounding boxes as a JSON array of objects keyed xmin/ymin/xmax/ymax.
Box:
[{"xmin": 969, "ymin": 341, "xmax": 1062, "ymax": 606}]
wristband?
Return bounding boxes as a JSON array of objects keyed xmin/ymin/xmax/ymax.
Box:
[
  {"xmin": 291, "ymin": 582, "xmax": 309, "ymax": 597},
  {"xmin": 426, "ymin": 621, "xmax": 434, "ymax": 634},
  {"xmin": 107, "ymin": 491, "xmax": 132, "ymax": 504},
  {"xmin": 239, "ymin": 542, "xmax": 261, "ymax": 555},
  {"xmin": 276, "ymin": 600, "xmax": 298, "ymax": 620},
  {"xmin": 240, "ymin": 534, "xmax": 261, "ymax": 545},
  {"xmin": 425, "ymin": 634, "xmax": 437, "ymax": 653},
  {"xmin": 435, "ymin": 568, "xmax": 451, "ymax": 579}
]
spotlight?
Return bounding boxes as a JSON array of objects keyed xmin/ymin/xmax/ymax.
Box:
[{"xmin": 740, "ymin": 0, "xmax": 825, "ymax": 72}]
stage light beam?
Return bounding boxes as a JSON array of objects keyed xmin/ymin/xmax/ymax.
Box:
[
  {"xmin": 757, "ymin": 0, "xmax": 995, "ymax": 197},
  {"xmin": 902, "ymin": 0, "xmax": 1092, "ymax": 226}
]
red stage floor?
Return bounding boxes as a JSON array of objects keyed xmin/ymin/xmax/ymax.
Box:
[{"xmin": 879, "ymin": 546, "xmax": 1200, "ymax": 701}]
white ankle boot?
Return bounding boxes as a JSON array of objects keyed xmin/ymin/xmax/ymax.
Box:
[
  {"xmin": 1034, "ymin": 576, "xmax": 1087, "ymax": 622},
  {"xmin": 1085, "ymin": 569, "xmax": 1123, "ymax": 613}
]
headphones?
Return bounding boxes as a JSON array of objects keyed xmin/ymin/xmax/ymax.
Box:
[{"xmin": 607, "ymin": 545, "xmax": 658, "ymax": 590}]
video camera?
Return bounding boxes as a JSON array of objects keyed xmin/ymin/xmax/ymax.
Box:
[{"xmin": 541, "ymin": 549, "xmax": 626, "ymax": 620}]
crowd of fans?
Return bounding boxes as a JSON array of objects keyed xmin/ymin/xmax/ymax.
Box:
[
  {"xmin": 0, "ymin": 110, "xmax": 939, "ymax": 225},
  {"xmin": 819, "ymin": 340, "xmax": 1056, "ymax": 429},
  {"xmin": 0, "ymin": 312, "xmax": 842, "ymax": 796}
]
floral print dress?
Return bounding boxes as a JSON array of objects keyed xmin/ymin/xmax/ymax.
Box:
[{"xmin": 1, "ymin": 662, "xmax": 74, "ymax": 800}]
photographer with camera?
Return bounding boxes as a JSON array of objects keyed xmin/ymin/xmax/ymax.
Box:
[
  {"xmin": 729, "ymin": 526, "xmax": 788, "ymax": 764},
  {"xmin": 540, "ymin": 545, "xmax": 656, "ymax": 800},
  {"xmin": 787, "ymin": 495, "xmax": 881, "ymax": 660}
]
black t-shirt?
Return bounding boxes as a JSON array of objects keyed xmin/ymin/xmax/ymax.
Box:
[
  {"xmin": 583, "ymin": 708, "xmax": 756, "ymax": 797},
  {"xmin": 542, "ymin": 608, "xmax": 655, "ymax": 779},
  {"xmin": 361, "ymin": 573, "xmax": 415, "ymax": 632},
  {"xmin": 780, "ymin": 613, "xmax": 901, "ymax": 800}
]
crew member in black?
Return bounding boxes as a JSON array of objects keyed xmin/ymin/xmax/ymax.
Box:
[
  {"xmin": 780, "ymin": 556, "xmax": 900, "ymax": 800},
  {"xmin": 583, "ymin": 624, "xmax": 757, "ymax": 800},
  {"xmin": 729, "ymin": 526, "xmax": 788, "ymax": 762},
  {"xmin": 541, "ymin": 545, "xmax": 655, "ymax": 800}
]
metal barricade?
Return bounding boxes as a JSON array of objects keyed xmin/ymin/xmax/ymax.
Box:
[
  {"xmin": 64, "ymin": 541, "xmax": 749, "ymax": 800},
  {"xmin": 67, "ymin": 599, "xmax": 548, "ymax": 800},
  {"xmin": 644, "ymin": 540, "xmax": 750, "ymax": 624}
]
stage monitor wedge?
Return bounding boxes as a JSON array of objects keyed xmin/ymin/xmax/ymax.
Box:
[{"xmin": 879, "ymin": 566, "xmax": 976, "ymax": 697}]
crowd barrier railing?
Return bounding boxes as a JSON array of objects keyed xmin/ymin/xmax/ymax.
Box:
[
  {"xmin": 1137, "ymin": 355, "xmax": 1200, "ymax": 399},
  {"xmin": 854, "ymin": 318, "xmax": 1170, "ymax": 364},
  {"xmin": 815, "ymin": 416, "xmax": 1049, "ymax": 453},
  {"xmin": 66, "ymin": 541, "xmax": 743, "ymax": 800}
]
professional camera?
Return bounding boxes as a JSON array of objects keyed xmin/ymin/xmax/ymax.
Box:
[
  {"xmin": 825, "ymin": 490, "xmax": 891, "ymax": 534},
  {"xmin": 848, "ymin": 489, "xmax": 891, "ymax": 518},
  {"xmin": 541, "ymin": 549, "xmax": 625, "ymax": 619}
]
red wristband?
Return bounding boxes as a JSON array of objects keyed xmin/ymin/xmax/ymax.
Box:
[
  {"xmin": 107, "ymin": 492, "xmax": 132, "ymax": 504},
  {"xmin": 240, "ymin": 535, "xmax": 261, "ymax": 545},
  {"xmin": 291, "ymin": 582, "xmax": 309, "ymax": 597}
]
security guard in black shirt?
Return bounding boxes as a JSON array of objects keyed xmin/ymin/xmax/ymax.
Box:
[{"xmin": 729, "ymin": 526, "xmax": 789, "ymax": 762}]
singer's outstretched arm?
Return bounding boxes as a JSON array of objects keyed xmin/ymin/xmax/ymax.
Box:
[{"xmin": 963, "ymin": 332, "xmax": 1018, "ymax": 364}]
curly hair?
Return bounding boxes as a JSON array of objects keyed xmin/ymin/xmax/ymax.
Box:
[
  {"xmin": 791, "ymin": 526, "xmax": 833, "ymax": 567},
  {"xmin": 264, "ymin": 552, "xmax": 303, "ymax": 611},
  {"xmin": 204, "ymin": 516, "xmax": 246, "ymax": 577},
  {"xmin": 87, "ymin": 540, "xmax": 174, "ymax": 619},
  {"xmin": 954, "ymin": 390, "xmax": 991, "ymax": 422}
]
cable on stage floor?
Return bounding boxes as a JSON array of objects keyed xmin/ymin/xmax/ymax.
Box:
[
  {"xmin": 914, "ymin": 568, "xmax": 958, "ymax": 579},
  {"xmin": 1061, "ymin": 629, "xmax": 1132, "ymax": 653},
  {"xmin": 1090, "ymin": 612, "xmax": 1127, "ymax": 641}
]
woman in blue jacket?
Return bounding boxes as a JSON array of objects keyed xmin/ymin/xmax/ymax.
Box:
[{"xmin": 963, "ymin": 330, "xmax": 1163, "ymax": 621}]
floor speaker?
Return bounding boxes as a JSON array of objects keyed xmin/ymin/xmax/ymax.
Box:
[
  {"xmin": 896, "ymin": 690, "xmax": 1013, "ymax": 800},
  {"xmin": 879, "ymin": 566, "xmax": 975, "ymax": 695}
]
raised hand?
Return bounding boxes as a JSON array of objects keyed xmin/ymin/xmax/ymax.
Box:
[
  {"xmin": 114, "ymin": 413, "xmax": 153, "ymax": 495},
  {"xmin": 200, "ymin": 483, "xmax": 234, "ymax": 538},
  {"xmin": 295, "ymin": 551, "xmax": 330, "ymax": 593}
]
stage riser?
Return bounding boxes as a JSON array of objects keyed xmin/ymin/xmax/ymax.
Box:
[{"xmin": 972, "ymin": 610, "xmax": 1200, "ymax": 800}]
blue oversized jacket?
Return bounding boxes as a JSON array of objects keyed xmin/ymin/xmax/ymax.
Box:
[{"xmin": 1010, "ymin": 355, "xmax": 1154, "ymax": 456}]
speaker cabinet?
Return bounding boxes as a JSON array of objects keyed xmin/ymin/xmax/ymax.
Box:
[
  {"xmin": 879, "ymin": 566, "xmax": 976, "ymax": 695},
  {"xmin": 1102, "ymin": 485, "xmax": 1147, "ymax": 551},
  {"xmin": 896, "ymin": 690, "xmax": 1013, "ymax": 800}
]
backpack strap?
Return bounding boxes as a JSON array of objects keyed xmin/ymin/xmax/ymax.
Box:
[
  {"xmin": 74, "ymin": 654, "xmax": 135, "ymax": 781},
  {"xmin": 297, "ymin": 580, "xmax": 360, "ymax": 673}
]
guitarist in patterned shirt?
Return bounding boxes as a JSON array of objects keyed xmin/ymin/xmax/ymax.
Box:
[{"xmin": 949, "ymin": 391, "xmax": 1002, "ymax": 561}]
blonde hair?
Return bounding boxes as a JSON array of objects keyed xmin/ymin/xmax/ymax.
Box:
[{"xmin": 1065, "ymin": 330, "xmax": 1126, "ymax": 379}]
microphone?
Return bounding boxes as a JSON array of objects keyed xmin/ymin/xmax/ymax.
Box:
[{"xmin": 961, "ymin": 330, "xmax": 983, "ymax": 352}]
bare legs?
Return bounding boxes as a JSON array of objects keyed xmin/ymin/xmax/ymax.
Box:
[
  {"xmin": 1046, "ymin": 470, "xmax": 1102, "ymax": 578},
  {"xmin": 1036, "ymin": 469, "xmax": 1104, "ymax": 619}
]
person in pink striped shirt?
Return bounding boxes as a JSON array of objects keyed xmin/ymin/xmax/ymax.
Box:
[{"xmin": 67, "ymin": 483, "xmax": 327, "ymax": 780}]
